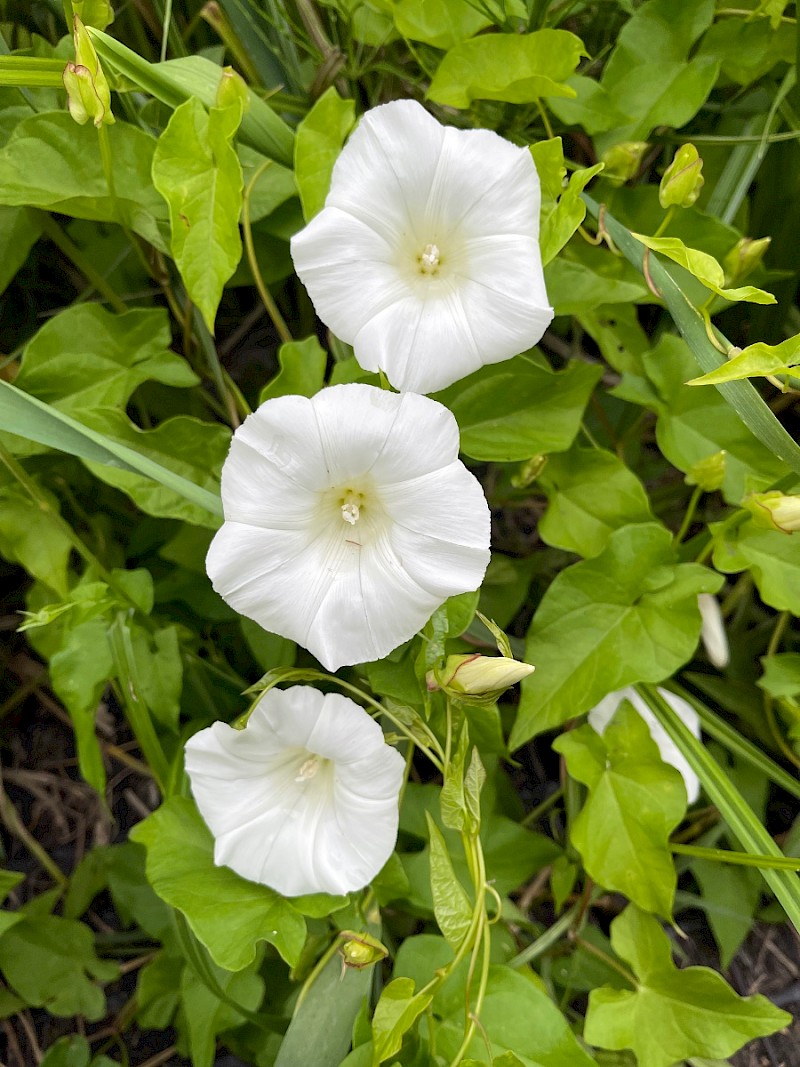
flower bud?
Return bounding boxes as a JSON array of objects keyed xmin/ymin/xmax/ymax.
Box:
[
  {"xmin": 67, "ymin": 17, "xmax": 113, "ymax": 127},
  {"xmin": 339, "ymin": 931, "xmax": 388, "ymax": 969},
  {"xmin": 601, "ymin": 141, "xmax": 649, "ymax": 185},
  {"xmin": 510, "ymin": 453, "xmax": 547, "ymax": 489},
  {"xmin": 698, "ymin": 594, "xmax": 729, "ymax": 670},
  {"xmin": 723, "ymin": 236, "xmax": 771, "ymax": 287},
  {"xmin": 659, "ymin": 144, "xmax": 704, "ymax": 209},
  {"xmin": 685, "ymin": 450, "xmax": 726, "ymax": 492},
  {"xmin": 436, "ymin": 653, "xmax": 534, "ymax": 701},
  {"xmin": 744, "ymin": 491, "xmax": 800, "ymax": 534},
  {"xmin": 216, "ymin": 66, "xmax": 249, "ymax": 113}
]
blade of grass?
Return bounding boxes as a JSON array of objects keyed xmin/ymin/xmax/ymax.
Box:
[
  {"xmin": 582, "ymin": 193, "xmax": 800, "ymax": 478},
  {"xmin": 671, "ymin": 842, "xmax": 800, "ymax": 871},
  {"xmin": 637, "ymin": 684, "xmax": 800, "ymax": 932}
]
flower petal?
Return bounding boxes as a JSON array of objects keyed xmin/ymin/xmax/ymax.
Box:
[{"xmin": 232, "ymin": 394, "xmax": 328, "ymax": 492}]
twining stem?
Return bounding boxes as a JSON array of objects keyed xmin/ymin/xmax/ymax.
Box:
[
  {"xmin": 37, "ymin": 213, "xmax": 128, "ymax": 313},
  {"xmin": 243, "ymin": 161, "xmax": 293, "ymax": 344},
  {"xmin": 652, "ymin": 205, "xmax": 675, "ymax": 239},
  {"xmin": 675, "ymin": 484, "xmax": 703, "ymax": 544}
]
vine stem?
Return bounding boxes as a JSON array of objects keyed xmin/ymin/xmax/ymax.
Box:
[
  {"xmin": 675, "ymin": 484, "xmax": 703, "ymax": 544},
  {"xmin": 242, "ymin": 161, "xmax": 293, "ymax": 344}
]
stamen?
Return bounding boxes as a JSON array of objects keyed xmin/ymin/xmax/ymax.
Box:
[
  {"xmin": 341, "ymin": 502, "xmax": 360, "ymax": 525},
  {"xmin": 295, "ymin": 756, "xmax": 320, "ymax": 782},
  {"xmin": 419, "ymin": 243, "xmax": 441, "ymax": 274}
]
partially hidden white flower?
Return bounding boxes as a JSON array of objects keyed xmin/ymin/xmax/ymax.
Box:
[
  {"xmin": 290, "ymin": 100, "xmax": 554, "ymax": 394},
  {"xmin": 206, "ymin": 383, "xmax": 491, "ymax": 671},
  {"xmin": 184, "ymin": 686, "xmax": 406, "ymax": 896},
  {"xmin": 698, "ymin": 593, "xmax": 729, "ymax": 670},
  {"xmin": 588, "ymin": 686, "xmax": 702, "ymax": 804}
]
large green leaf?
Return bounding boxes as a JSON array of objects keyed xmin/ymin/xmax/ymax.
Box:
[
  {"xmin": 392, "ymin": 0, "xmax": 490, "ymax": 50},
  {"xmin": 688, "ymin": 335, "xmax": 800, "ymax": 386},
  {"xmin": 427, "ymin": 30, "xmax": 585, "ymax": 109},
  {"xmin": 435, "ymin": 356, "xmax": 602, "ymax": 462},
  {"xmin": 0, "ymin": 382, "xmax": 223, "ymax": 520},
  {"xmin": 259, "ymin": 336, "xmax": 327, "ymax": 403},
  {"xmin": 426, "ymin": 813, "xmax": 473, "ymax": 947},
  {"xmin": 584, "ymin": 905, "xmax": 790, "ymax": 1067},
  {"xmin": 512, "ymin": 523, "xmax": 722, "ymax": 747},
  {"xmin": 537, "ymin": 447, "xmax": 654, "ymax": 558},
  {"xmin": 0, "ymin": 479, "xmax": 73, "ymax": 596},
  {"xmin": 711, "ymin": 515, "xmax": 800, "ymax": 614},
  {"xmin": 553, "ymin": 703, "xmax": 686, "ymax": 916},
  {"xmin": 130, "ymin": 796, "xmax": 306, "ymax": 970},
  {"xmin": 0, "ymin": 112, "xmax": 167, "ymax": 250},
  {"xmin": 153, "ymin": 97, "xmax": 244, "ymax": 333},
  {"xmin": 0, "ymin": 205, "xmax": 40, "ymax": 295},
  {"xmin": 372, "ymin": 977, "xmax": 433, "ymax": 1065},
  {"xmin": 293, "ymin": 87, "xmax": 355, "ymax": 221}
]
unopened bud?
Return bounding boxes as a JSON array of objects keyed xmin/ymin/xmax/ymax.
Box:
[
  {"xmin": 723, "ymin": 236, "xmax": 771, "ymax": 287},
  {"xmin": 339, "ymin": 931, "xmax": 388, "ymax": 970},
  {"xmin": 511, "ymin": 453, "xmax": 547, "ymax": 489},
  {"xmin": 685, "ymin": 450, "xmax": 726, "ymax": 492},
  {"xmin": 216, "ymin": 66, "xmax": 249, "ymax": 113},
  {"xmin": 67, "ymin": 17, "xmax": 113, "ymax": 127},
  {"xmin": 659, "ymin": 144, "xmax": 704, "ymax": 209},
  {"xmin": 436, "ymin": 653, "xmax": 534, "ymax": 701},
  {"xmin": 744, "ymin": 491, "xmax": 800, "ymax": 534},
  {"xmin": 601, "ymin": 141, "xmax": 649, "ymax": 184}
]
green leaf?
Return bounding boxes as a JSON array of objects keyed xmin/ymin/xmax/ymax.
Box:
[
  {"xmin": 545, "ymin": 247, "xmax": 649, "ymax": 316},
  {"xmin": 82, "ymin": 409, "xmax": 228, "ymax": 528},
  {"xmin": 153, "ymin": 97, "xmax": 244, "ymax": 333},
  {"xmin": 7, "ymin": 305, "xmax": 196, "ymax": 455},
  {"xmin": 537, "ymin": 447, "xmax": 654, "ymax": 558},
  {"xmin": 435, "ymin": 355, "xmax": 602, "ymax": 462},
  {"xmin": 259, "ymin": 336, "xmax": 327, "ymax": 402},
  {"xmin": 711, "ymin": 515, "xmax": 800, "ymax": 614},
  {"xmin": 0, "ymin": 915, "xmax": 118, "ymax": 1021},
  {"xmin": 239, "ymin": 146, "xmax": 297, "ymax": 223},
  {"xmin": 688, "ymin": 336, "xmax": 800, "ymax": 386},
  {"xmin": 178, "ymin": 955, "xmax": 265, "ymax": 1067},
  {"xmin": 0, "ymin": 385, "xmax": 223, "ymax": 522},
  {"xmin": 427, "ymin": 30, "xmax": 586, "ymax": 109},
  {"xmin": 39, "ymin": 1035, "xmax": 94, "ymax": 1067},
  {"xmin": 0, "ymin": 481, "xmax": 73, "ymax": 596},
  {"xmin": 513, "ymin": 523, "xmax": 722, "ymax": 747},
  {"xmin": 294, "ymin": 87, "xmax": 355, "ymax": 221},
  {"xmin": 692, "ymin": 859, "xmax": 761, "ymax": 969},
  {"xmin": 633, "ymin": 234, "xmax": 775, "ymax": 305},
  {"xmin": 642, "ymin": 336, "xmax": 788, "ymax": 505},
  {"xmin": 540, "ymin": 162, "xmax": 604, "ymax": 266},
  {"xmin": 440, "ymin": 722, "xmax": 469, "ymax": 831},
  {"xmin": 127, "ymin": 623, "xmax": 183, "ymax": 732},
  {"xmin": 758, "ymin": 653, "xmax": 800, "ymax": 701},
  {"xmin": 0, "ymin": 206, "xmax": 40, "ymax": 296},
  {"xmin": 584, "ymin": 905, "xmax": 791, "ymax": 1067},
  {"xmin": 130, "ymin": 796, "xmax": 306, "ymax": 970},
  {"xmin": 553, "ymin": 703, "xmax": 686, "ymax": 915},
  {"xmin": 0, "ymin": 112, "xmax": 167, "ymax": 249},
  {"xmin": 425, "ymin": 812, "xmax": 473, "ymax": 947},
  {"xmin": 371, "ymin": 977, "xmax": 433, "ymax": 1065},
  {"xmin": 392, "ymin": 0, "xmax": 490, "ymax": 50}
]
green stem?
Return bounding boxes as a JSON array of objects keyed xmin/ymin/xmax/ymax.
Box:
[
  {"xmin": 38, "ymin": 212, "xmax": 128, "ymax": 314},
  {"xmin": 520, "ymin": 787, "xmax": 563, "ymax": 827},
  {"xmin": 243, "ymin": 161, "xmax": 293, "ymax": 344},
  {"xmin": 652, "ymin": 204, "xmax": 675, "ymax": 239},
  {"xmin": 761, "ymin": 611, "xmax": 800, "ymax": 770},
  {"xmin": 675, "ymin": 484, "xmax": 703, "ymax": 544},
  {"xmin": 670, "ymin": 841, "xmax": 800, "ymax": 871},
  {"xmin": 573, "ymin": 936, "xmax": 637, "ymax": 988},
  {"xmin": 508, "ymin": 905, "xmax": 579, "ymax": 969}
]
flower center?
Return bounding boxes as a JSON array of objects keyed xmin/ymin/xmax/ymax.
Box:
[
  {"xmin": 418, "ymin": 242, "xmax": 441, "ymax": 275},
  {"xmin": 339, "ymin": 488, "xmax": 364, "ymax": 525},
  {"xmin": 295, "ymin": 755, "xmax": 322, "ymax": 781}
]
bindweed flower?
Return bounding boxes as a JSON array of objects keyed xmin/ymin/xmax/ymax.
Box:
[
  {"xmin": 290, "ymin": 100, "xmax": 553, "ymax": 394},
  {"xmin": 65, "ymin": 16, "xmax": 114, "ymax": 128},
  {"xmin": 588, "ymin": 686, "xmax": 702, "ymax": 803},
  {"xmin": 698, "ymin": 593, "xmax": 729, "ymax": 670},
  {"xmin": 206, "ymin": 383, "xmax": 491, "ymax": 671},
  {"xmin": 184, "ymin": 686, "xmax": 405, "ymax": 896},
  {"xmin": 744, "ymin": 491, "xmax": 800, "ymax": 534},
  {"xmin": 430, "ymin": 652, "xmax": 534, "ymax": 702},
  {"xmin": 659, "ymin": 143, "xmax": 704, "ymax": 209}
]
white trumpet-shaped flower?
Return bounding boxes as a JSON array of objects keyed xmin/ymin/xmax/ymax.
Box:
[
  {"xmin": 290, "ymin": 100, "xmax": 553, "ymax": 394},
  {"xmin": 698, "ymin": 593, "xmax": 729, "ymax": 670},
  {"xmin": 206, "ymin": 383, "xmax": 491, "ymax": 671},
  {"xmin": 588, "ymin": 686, "xmax": 702, "ymax": 803},
  {"xmin": 184, "ymin": 686, "xmax": 406, "ymax": 896}
]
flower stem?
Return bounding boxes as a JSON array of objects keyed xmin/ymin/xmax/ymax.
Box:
[
  {"xmin": 652, "ymin": 205, "xmax": 675, "ymax": 239},
  {"xmin": 675, "ymin": 484, "xmax": 703, "ymax": 544},
  {"xmin": 242, "ymin": 161, "xmax": 293, "ymax": 345}
]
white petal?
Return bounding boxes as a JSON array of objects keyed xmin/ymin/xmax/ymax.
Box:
[
  {"xmin": 184, "ymin": 686, "xmax": 405, "ymax": 896},
  {"xmin": 588, "ymin": 687, "xmax": 702, "ymax": 804},
  {"xmin": 698, "ymin": 594, "xmax": 729, "ymax": 670},
  {"xmin": 219, "ymin": 437, "xmax": 319, "ymax": 529},
  {"xmin": 232, "ymin": 395, "xmax": 329, "ymax": 492},
  {"xmin": 290, "ymin": 208, "xmax": 410, "ymax": 342},
  {"xmin": 325, "ymin": 100, "xmax": 445, "ymax": 245},
  {"xmin": 353, "ymin": 290, "xmax": 485, "ymax": 394}
]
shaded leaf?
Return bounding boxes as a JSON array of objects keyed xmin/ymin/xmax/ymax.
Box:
[{"xmin": 294, "ymin": 87, "xmax": 355, "ymax": 221}]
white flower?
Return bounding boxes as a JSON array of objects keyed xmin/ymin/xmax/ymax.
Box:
[
  {"xmin": 206, "ymin": 383, "xmax": 491, "ymax": 671},
  {"xmin": 588, "ymin": 686, "xmax": 702, "ymax": 804},
  {"xmin": 698, "ymin": 593, "xmax": 729, "ymax": 670},
  {"xmin": 290, "ymin": 100, "xmax": 553, "ymax": 394},
  {"xmin": 184, "ymin": 686, "xmax": 406, "ymax": 896}
]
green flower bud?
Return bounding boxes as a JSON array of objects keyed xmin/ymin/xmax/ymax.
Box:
[
  {"xmin": 435, "ymin": 653, "xmax": 534, "ymax": 702},
  {"xmin": 600, "ymin": 141, "xmax": 649, "ymax": 185},
  {"xmin": 510, "ymin": 453, "xmax": 547, "ymax": 489},
  {"xmin": 216, "ymin": 66, "xmax": 249, "ymax": 113},
  {"xmin": 339, "ymin": 931, "xmax": 388, "ymax": 969},
  {"xmin": 744, "ymin": 491, "xmax": 800, "ymax": 534},
  {"xmin": 685, "ymin": 450, "xmax": 726, "ymax": 493},
  {"xmin": 722, "ymin": 236, "xmax": 771, "ymax": 287},
  {"xmin": 659, "ymin": 144, "xmax": 704, "ymax": 209},
  {"xmin": 67, "ymin": 17, "xmax": 114, "ymax": 127}
]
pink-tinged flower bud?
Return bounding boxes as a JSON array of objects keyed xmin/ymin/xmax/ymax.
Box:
[
  {"xmin": 437, "ymin": 653, "xmax": 534, "ymax": 701},
  {"xmin": 601, "ymin": 141, "xmax": 649, "ymax": 184},
  {"xmin": 723, "ymin": 236, "xmax": 771, "ymax": 287},
  {"xmin": 339, "ymin": 931, "xmax": 388, "ymax": 969},
  {"xmin": 744, "ymin": 492, "xmax": 800, "ymax": 534},
  {"xmin": 67, "ymin": 17, "xmax": 113, "ymax": 127},
  {"xmin": 685, "ymin": 450, "xmax": 726, "ymax": 492},
  {"xmin": 659, "ymin": 144, "xmax": 704, "ymax": 209}
]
